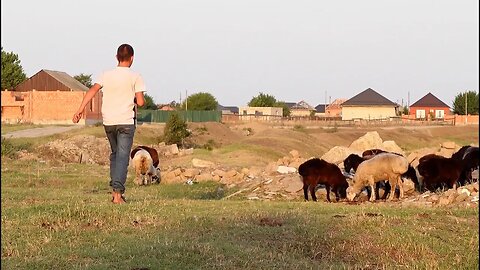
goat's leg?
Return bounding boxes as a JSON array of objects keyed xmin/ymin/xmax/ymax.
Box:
[
  {"xmin": 368, "ymin": 184, "xmax": 376, "ymax": 202},
  {"xmin": 325, "ymin": 185, "xmax": 331, "ymax": 202},
  {"xmin": 366, "ymin": 186, "xmax": 372, "ymax": 199},
  {"xmin": 397, "ymin": 176, "xmax": 404, "ymax": 199},
  {"xmin": 309, "ymin": 184, "xmax": 317, "ymax": 202},
  {"xmin": 303, "ymin": 183, "xmax": 309, "ymax": 201},
  {"xmin": 375, "ymin": 182, "xmax": 381, "ymax": 200},
  {"xmin": 135, "ymin": 173, "xmax": 142, "ymax": 185},
  {"xmin": 387, "ymin": 180, "xmax": 397, "ymax": 201},
  {"xmin": 334, "ymin": 187, "xmax": 340, "ymax": 202},
  {"xmin": 381, "ymin": 181, "xmax": 391, "ymax": 200}
]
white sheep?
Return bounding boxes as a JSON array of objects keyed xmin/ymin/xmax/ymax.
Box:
[
  {"xmin": 131, "ymin": 149, "xmax": 161, "ymax": 185},
  {"xmin": 346, "ymin": 153, "xmax": 409, "ymax": 202}
]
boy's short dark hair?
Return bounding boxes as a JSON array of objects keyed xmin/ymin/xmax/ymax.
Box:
[{"xmin": 117, "ymin": 44, "xmax": 134, "ymax": 62}]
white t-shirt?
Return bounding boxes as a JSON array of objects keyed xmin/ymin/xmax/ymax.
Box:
[{"xmin": 96, "ymin": 67, "xmax": 146, "ymax": 125}]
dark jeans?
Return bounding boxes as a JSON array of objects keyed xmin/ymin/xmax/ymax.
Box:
[{"xmin": 104, "ymin": 124, "xmax": 136, "ymax": 194}]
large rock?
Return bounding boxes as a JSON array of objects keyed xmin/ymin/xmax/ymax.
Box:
[
  {"xmin": 406, "ymin": 147, "xmax": 438, "ymax": 167},
  {"xmin": 382, "ymin": 141, "xmax": 405, "ymax": 156},
  {"xmin": 183, "ymin": 168, "xmax": 200, "ymax": 178},
  {"xmin": 277, "ymin": 166, "xmax": 297, "ymax": 174},
  {"xmin": 349, "ymin": 131, "xmax": 383, "ymax": 152},
  {"xmin": 192, "ymin": 158, "xmax": 215, "ymax": 168},
  {"xmin": 321, "ymin": 146, "xmax": 361, "ymax": 165},
  {"xmin": 282, "ymin": 175, "xmax": 304, "ymax": 193},
  {"xmin": 195, "ymin": 173, "xmax": 213, "ymax": 182},
  {"xmin": 289, "ymin": 150, "xmax": 300, "ymax": 158},
  {"xmin": 441, "ymin": 141, "xmax": 457, "ymax": 149},
  {"xmin": 159, "ymin": 144, "xmax": 180, "ymax": 156}
]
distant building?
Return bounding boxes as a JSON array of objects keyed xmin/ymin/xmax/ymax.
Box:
[
  {"xmin": 158, "ymin": 105, "xmax": 176, "ymax": 111},
  {"xmin": 325, "ymin": 99, "xmax": 346, "ymax": 117},
  {"xmin": 289, "ymin": 100, "xmax": 315, "ymax": 117},
  {"xmin": 409, "ymin": 92, "xmax": 450, "ymax": 119},
  {"xmin": 314, "ymin": 104, "xmax": 326, "ymax": 117},
  {"xmin": 341, "ymin": 88, "xmax": 397, "ymax": 120},
  {"xmin": 1, "ymin": 69, "xmax": 102, "ymax": 124},
  {"xmin": 217, "ymin": 104, "xmax": 239, "ymax": 115},
  {"xmin": 238, "ymin": 106, "xmax": 283, "ymax": 121}
]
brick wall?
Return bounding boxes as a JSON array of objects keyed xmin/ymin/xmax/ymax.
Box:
[
  {"xmin": 454, "ymin": 114, "xmax": 479, "ymax": 125},
  {"xmin": 1, "ymin": 90, "xmax": 102, "ymax": 124}
]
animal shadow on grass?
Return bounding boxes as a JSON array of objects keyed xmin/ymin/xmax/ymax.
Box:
[{"xmin": 258, "ymin": 217, "xmax": 284, "ymax": 227}]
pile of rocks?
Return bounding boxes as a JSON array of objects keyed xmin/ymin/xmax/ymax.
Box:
[
  {"xmin": 320, "ymin": 131, "xmax": 405, "ymax": 168},
  {"xmin": 401, "ymin": 182, "xmax": 479, "ymax": 207},
  {"xmin": 30, "ymin": 137, "xmax": 192, "ymax": 165}
]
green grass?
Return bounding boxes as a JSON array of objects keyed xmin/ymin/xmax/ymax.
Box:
[
  {"xmin": 1, "ymin": 159, "xmax": 478, "ymax": 270},
  {"xmin": 1, "ymin": 123, "xmax": 46, "ymax": 134}
]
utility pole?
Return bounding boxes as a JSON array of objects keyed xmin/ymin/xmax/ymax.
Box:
[
  {"xmin": 465, "ymin": 91, "xmax": 468, "ymax": 124},
  {"xmin": 185, "ymin": 90, "xmax": 188, "ymax": 123}
]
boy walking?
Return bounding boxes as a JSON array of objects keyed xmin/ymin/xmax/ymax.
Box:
[{"xmin": 72, "ymin": 44, "xmax": 146, "ymax": 204}]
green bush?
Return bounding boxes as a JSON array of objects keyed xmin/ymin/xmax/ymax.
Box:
[
  {"xmin": 1, "ymin": 138, "xmax": 31, "ymax": 158},
  {"xmin": 164, "ymin": 113, "xmax": 191, "ymax": 146},
  {"xmin": 293, "ymin": 125, "xmax": 305, "ymax": 132}
]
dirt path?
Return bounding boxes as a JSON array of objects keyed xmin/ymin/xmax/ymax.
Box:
[{"xmin": 2, "ymin": 125, "xmax": 83, "ymax": 139}]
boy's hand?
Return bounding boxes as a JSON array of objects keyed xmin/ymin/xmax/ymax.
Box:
[{"xmin": 72, "ymin": 111, "xmax": 83, "ymax": 123}]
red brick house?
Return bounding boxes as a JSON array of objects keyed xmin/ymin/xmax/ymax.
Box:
[
  {"xmin": 1, "ymin": 69, "xmax": 102, "ymax": 124},
  {"xmin": 409, "ymin": 92, "xmax": 450, "ymax": 119}
]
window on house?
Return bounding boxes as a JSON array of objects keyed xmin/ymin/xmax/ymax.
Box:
[
  {"xmin": 416, "ymin": 110, "xmax": 426, "ymax": 119},
  {"xmin": 435, "ymin": 110, "xmax": 444, "ymax": 119}
]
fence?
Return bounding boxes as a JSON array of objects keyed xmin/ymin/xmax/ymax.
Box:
[{"xmin": 137, "ymin": 110, "xmax": 221, "ymax": 123}]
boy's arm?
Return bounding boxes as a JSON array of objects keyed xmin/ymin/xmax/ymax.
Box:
[
  {"xmin": 72, "ymin": 83, "xmax": 102, "ymax": 123},
  {"xmin": 135, "ymin": 91, "xmax": 145, "ymax": 107}
]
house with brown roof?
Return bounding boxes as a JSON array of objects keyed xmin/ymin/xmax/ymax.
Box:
[
  {"xmin": 409, "ymin": 92, "xmax": 450, "ymax": 119},
  {"xmin": 1, "ymin": 69, "xmax": 102, "ymax": 124},
  {"xmin": 341, "ymin": 88, "xmax": 398, "ymax": 120}
]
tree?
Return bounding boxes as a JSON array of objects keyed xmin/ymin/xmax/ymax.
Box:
[
  {"xmin": 276, "ymin": 101, "xmax": 291, "ymax": 117},
  {"xmin": 452, "ymin": 91, "xmax": 479, "ymax": 115},
  {"xmin": 164, "ymin": 113, "xmax": 191, "ymax": 146},
  {"xmin": 1, "ymin": 47, "xmax": 27, "ymax": 90},
  {"xmin": 74, "ymin": 73, "xmax": 93, "ymax": 88},
  {"xmin": 248, "ymin": 92, "xmax": 277, "ymax": 107},
  {"xmin": 181, "ymin": 92, "xmax": 218, "ymax": 110},
  {"xmin": 248, "ymin": 92, "xmax": 289, "ymax": 116},
  {"xmin": 140, "ymin": 93, "xmax": 158, "ymax": 110}
]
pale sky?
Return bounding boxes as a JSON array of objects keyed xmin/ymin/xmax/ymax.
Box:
[{"xmin": 2, "ymin": 0, "xmax": 478, "ymax": 108}]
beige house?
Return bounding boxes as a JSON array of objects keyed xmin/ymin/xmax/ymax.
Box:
[
  {"xmin": 239, "ymin": 106, "xmax": 283, "ymax": 121},
  {"xmin": 290, "ymin": 100, "xmax": 315, "ymax": 117},
  {"xmin": 341, "ymin": 88, "xmax": 398, "ymax": 120}
]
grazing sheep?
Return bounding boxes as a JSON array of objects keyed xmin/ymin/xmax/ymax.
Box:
[
  {"xmin": 344, "ymin": 154, "xmax": 365, "ymax": 174},
  {"xmin": 298, "ymin": 158, "xmax": 349, "ymax": 202},
  {"xmin": 455, "ymin": 146, "xmax": 479, "ymax": 185},
  {"xmin": 343, "ymin": 151, "xmax": 420, "ymax": 198},
  {"xmin": 346, "ymin": 153, "xmax": 409, "ymax": 202},
  {"xmin": 417, "ymin": 154, "xmax": 462, "ymax": 191},
  {"xmin": 130, "ymin": 146, "xmax": 161, "ymax": 185},
  {"xmin": 362, "ymin": 148, "xmax": 387, "ymax": 158},
  {"xmin": 451, "ymin": 145, "xmax": 472, "ymax": 161}
]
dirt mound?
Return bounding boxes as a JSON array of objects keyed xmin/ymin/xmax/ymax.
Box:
[
  {"xmin": 36, "ymin": 135, "xmax": 111, "ymax": 165},
  {"xmin": 187, "ymin": 122, "xmax": 243, "ymax": 148}
]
